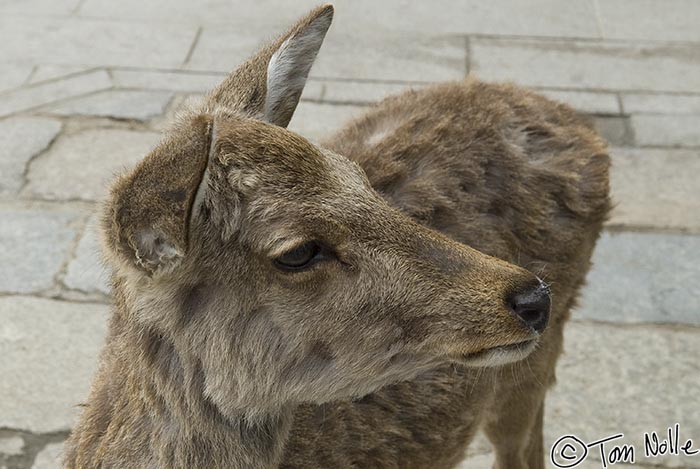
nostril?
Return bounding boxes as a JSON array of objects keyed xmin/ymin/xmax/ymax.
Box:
[{"xmin": 508, "ymin": 283, "xmax": 551, "ymax": 334}]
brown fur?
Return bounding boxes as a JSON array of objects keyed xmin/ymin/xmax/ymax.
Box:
[{"xmin": 65, "ymin": 5, "xmax": 610, "ymax": 469}]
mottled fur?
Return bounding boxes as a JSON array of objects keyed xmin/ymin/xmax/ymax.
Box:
[{"xmin": 65, "ymin": 5, "xmax": 609, "ymax": 469}]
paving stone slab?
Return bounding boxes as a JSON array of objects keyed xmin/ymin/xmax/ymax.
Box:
[
  {"xmin": 315, "ymin": 33, "xmax": 466, "ymax": 83},
  {"xmin": 545, "ymin": 321, "xmax": 700, "ymax": 468},
  {"xmin": 631, "ymin": 114, "xmax": 700, "ymax": 147},
  {"xmin": 0, "ymin": 0, "xmax": 80, "ymax": 16},
  {"xmin": 311, "ymin": 80, "xmax": 424, "ymax": 105},
  {"xmin": 593, "ymin": 116, "xmax": 633, "ymax": 146},
  {"xmin": 455, "ymin": 320, "xmax": 699, "ymax": 468},
  {"xmin": 0, "ymin": 207, "xmax": 82, "ymax": 294},
  {"xmin": 31, "ymin": 442, "xmax": 64, "ymax": 469},
  {"xmin": 0, "ymin": 117, "xmax": 62, "ymax": 195},
  {"xmin": 43, "ymin": 90, "xmax": 173, "ymax": 121},
  {"xmin": 111, "ymin": 69, "xmax": 224, "ymax": 93},
  {"xmin": 29, "ymin": 65, "xmax": 97, "ymax": 84},
  {"xmin": 24, "ymin": 128, "xmax": 161, "ymax": 201},
  {"xmin": 189, "ymin": 27, "xmax": 466, "ymax": 83},
  {"xmin": 470, "ymin": 38, "xmax": 700, "ymax": 93},
  {"xmin": 598, "ymin": 0, "xmax": 700, "ymax": 42},
  {"xmin": 577, "ymin": 231, "xmax": 700, "ymax": 326},
  {"xmin": 63, "ymin": 217, "xmax": 110, "ymax": 295},
  {"xmin": 0, "ymin": 436, "xmax": 23, "ymax": 456},
  {"xmin": 0, "ymin": 70, "xmax": 112, "ymax": 118},
  {"xmin": 622, "ymin": 93, "xmax": 700, "ymax": 115},
  {"xmin": 0, "ymin": 296, "xmax": 108, "ymax": 433},
  {"xmin": 539, "ymin": 89, "xmax": 621, "ymax": 115},
  {"xmin": 0, "ymin": 17, "xmax": 197, "ymax": 68},
  {"xmin": 288, "ymin": 102, "xmax": 368, "ymax": 142},
  {"xmin": 608, "ymin": 147, "xmax": 700, "ymax": 231},
  {"xmin": 0, "ymin": 64, "xmax": 33, "ymax": 93},
  {"xmin": 79, "ymin": 0, "xmax": 599, "ymax": 39}
]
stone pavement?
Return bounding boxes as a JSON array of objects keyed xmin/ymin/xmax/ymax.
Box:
[{"xmin": 0, "ymin": 1, "xmax": 698, "ymax": 468}]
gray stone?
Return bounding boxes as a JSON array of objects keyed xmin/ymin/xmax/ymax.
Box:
[
  {"xmin": 459, "ymin": 322, "xmax": 700, "ymax": 468},
  {"xmin": 623, "ymin": 93, "xmax": 700, "ymax": 115},
  {"xmin": 288, "ymin": 102, "xmax": 368, "ymax": 142},
  {"xmin": 314, "ymin": 33, "xmax": 466, "ymax": 83},
  {"xmin": 0, "ymin": 17, "xmax": 197, "ymax": 68},
  {"xmin": 63, "ymin": 217, "xmax": 111, "ymax": 295},
  {"xmin": 0, "ymin": 117, "xmax": 62, "ymax": 195},
  {"xmin": 77, "ymin": 0, "xmax": 283, "ymax": 25},
  {"xmin": 183, "ymin": 26, "xmax": 273, "ymax": 73},
  {"xmin": 577, "ymin": 231, "xmax": 700, "ymax": 325},
  {"xmin": 44, "ymin": 90, "xmax": 173, "ymax": 121},
  {"xmin": 0, "ymin": 70, "xmax": 112, "ymax": 118},
  {"xmin": 539, "ymin": 89, "xmax": 621, "ymax": 115},
  {"xmin": 631, "ymin": 114, "xmax": 700, "ymax": 147},
  {"xmin": 346, "ymin": 0, "xmax": 599, "ymax": 38},
  {"xmin": 546, "ymin": 321, "xmax": 700, "ymax": 468},
  {"xmin": 0, "ymin": 296, "xmax": 108, "ymax": 433},
  {"xmin": 111, "ymin": 69, "xmax": 224, "ymax": 93},
  {"xmin": 311, "ymin": 80, "xmax": 424, "ymax": 105},
  {"xmin": 31, "ymin": 442, "xmax": 64, "ymax": 469},
  {"xmin": 609, "ymin": 147, "xmax": 700, "ymax": 231},
  {"xmin": 470, "ymin": 38, "xmax": 700, "ymax": 93},
  {"xmin": 593, "ymin": 116, "xmax": 633, "ymax": 146},
  {"xmin": 456, "ymin": 452, "xmax": 495, "ymax": 468},
  {"xmin": 189, "ymin": 27, "xmax": 466, "ymax": 82},
  {"xmin": 0, "ymin": 436, "xmax": 23, "ymax": 456},
  {"xmin": 30, "ymin": 65, "xmax": 96, "ymax": 84},
  {"xmin": 24, "ymin": 128, "xmax": 161, "ymax": 201},
  {"xmin": 0, "ymin": 0, "xmax": 80, "ymax": 15},
  {"xmin": 0, "ymin": 64, "xmax": 32, "ymax": 93},
  {"xmin": 0, "ymin": 207, "xmax": 82, "ymax": 294},
  {"xmin": 79, "ymin": 0, "xmax": 599, "ymax": 39},
  {"xmin": 598, "ymin": 0, "xmax": 700, "ymax": 42}
]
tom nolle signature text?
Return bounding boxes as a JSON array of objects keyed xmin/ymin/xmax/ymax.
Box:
[{"xmin": 550, "ymin": 424, "xmax": 698, "ymax": 468}]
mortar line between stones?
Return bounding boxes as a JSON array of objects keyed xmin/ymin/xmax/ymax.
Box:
[
  {"xmin": 0, "ymin": 67, "xmax": 105, "ymax": 97},
  {"xmin": 53, "ymin": 211, "xmax": 93, "ymax": 294},
  {"xmin": 0, "ymin": 291, "xmax": 111, "ymax": 305},
  {"xmin": 23, "ymin": 65, "xmax": 39, "ymax": 86},
  {"xmin": 71, "ymin": 0, "xmax": 88, "ymax": 15},
  {"xmin": 105, "ymin": 65, "xmax": 700, "ymax": 97},
  {"xmin": 182, "ymin": 26, "xmax": 203, "ymax": 67},
  {"xmin": 604, "ymin": 224, "xmax": 700, "ymax": 236},
  {"xmin": 464, "ymin": 36, "xmax": 471, "ymax": 77},
  {"xmin": 591, "ymin": 0, "xmax": 604, "ymax": 38},
  {"xmin": 24, "ymin": 86, "xmax": 114, "ymax": 116},
  {"xmin": 17, "ymin": 123, "xmax": 64, "ymax": 194},
  {"xmin": 616, "ymin": 93, "xmax": 626, "ymax": 115},
  {"xmin": 571, "ymin": 318, "xmax": 700, "ymax": 334}
]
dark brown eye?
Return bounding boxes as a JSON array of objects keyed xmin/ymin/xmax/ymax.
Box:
[{"xmin": 274, "ymin": 241, "xmax": 323, "ymax": 271}]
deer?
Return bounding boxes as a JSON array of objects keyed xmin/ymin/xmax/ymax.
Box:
[{"xmin": 64, "ymin": 4, "xmax": 610, "ymax": 468}]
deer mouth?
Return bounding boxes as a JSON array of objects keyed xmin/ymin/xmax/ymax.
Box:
[{"xmin": 450, "ymin": 339, "xmax": 538, "ymax": 367}]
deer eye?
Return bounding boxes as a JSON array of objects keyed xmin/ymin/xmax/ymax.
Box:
[{"xmin": 274, "ymin": 241, "xmax": 323, "ymax": 271}]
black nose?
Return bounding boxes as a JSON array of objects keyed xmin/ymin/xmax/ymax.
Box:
[{"xmin": 508, "ymin": 282, "xmax": 551, "ymax": 334}]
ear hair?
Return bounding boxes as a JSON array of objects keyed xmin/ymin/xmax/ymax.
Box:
[
  {"xmin": 107, "ymin": 114, "xmax": 214, "ymax": 275},
  {"xmin": 264, "ymin": 5, "xmax": 333, "ymax": 126},
  {"xmin": 206, "ymin": 4, "xmax": 334, "ymax": 127}
]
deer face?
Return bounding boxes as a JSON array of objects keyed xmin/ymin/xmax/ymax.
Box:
[{"xmin": 102, "ymin": 5, "xmax": 549, "ymax": 418}]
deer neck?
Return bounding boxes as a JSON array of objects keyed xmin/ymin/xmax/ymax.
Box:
[{"xmin": 98, "ymin": 307, "xmax": 296, "ymax": 468}]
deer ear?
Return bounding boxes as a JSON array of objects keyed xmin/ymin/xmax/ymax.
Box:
[
  {"xmin": 106, "ymin": 114, "xmax": 213, "ymax": 275},
  {"xmin": 207, "ymin": 4, "xmax": 333, "ymax": 127},
  {"xmin": 263, "ymin": 5, "xmax": 333, "ymax": 126}
]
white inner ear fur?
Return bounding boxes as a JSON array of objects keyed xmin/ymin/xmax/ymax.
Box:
[
  {"xmin": 135, "ymin": 227, "xmax": 183, "ymax": 271},
  {"xmin": 191, "ymin": 120, "xmax": 217, "ymax": 220},
  {"xmin": 264, "ymin": 12, "xmax": 332, "ymax": 126}
]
